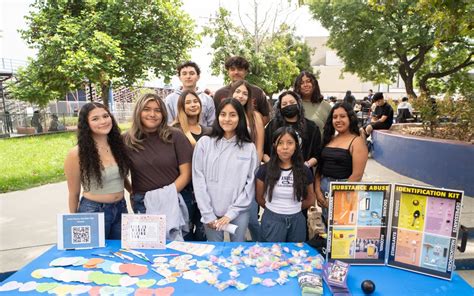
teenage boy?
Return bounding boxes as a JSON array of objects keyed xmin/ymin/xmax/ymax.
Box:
[
  {"xmin": 214, "ymin": 56, "xmax": 270, "ymax": 125},
  {"xmin": 165, "ymin": 61, "xmax": 216, "ymax": 127},
  {"xmin": 360, "ymin": 92, "xmax": 394, "ymax": 138}
]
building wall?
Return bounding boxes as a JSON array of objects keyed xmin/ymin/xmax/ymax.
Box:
[{"xmin": 305, "ymin": 36, "xmax": 408, "ymax": 101}]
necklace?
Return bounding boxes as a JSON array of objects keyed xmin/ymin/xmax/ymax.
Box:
[{"xmin": 97, "ymin": 145, "xmax": 110, "ymax": 153}]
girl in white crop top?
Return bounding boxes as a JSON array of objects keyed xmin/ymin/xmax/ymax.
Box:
[{"xmin": 64, "ymin": 102, "xmax": 131, "ymax": 239}]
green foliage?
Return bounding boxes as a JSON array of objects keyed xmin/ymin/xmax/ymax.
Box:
[
  {"xmin": 203, "ymin": 7, "xmax": 314, "ymax": 95},
  {"xmin": 308, "ymin": 0, "xmax": 473, "ymax": 98},
  {"xmin": 10, "ymin": 0, "xmax": 195, "ymax": 107}
]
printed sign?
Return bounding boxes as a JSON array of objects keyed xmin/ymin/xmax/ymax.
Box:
[
  {"xmin": 57, "ymin": 213, "xmax": 105, "ymax": 250},
  {"xmin": 327, "ymin": 182, "xmax": 391, "ymax": 265},
  {"xmin": 387, "ymin": 184, "xmax": 463, "ymax": 280},
  {"xmin": 121, "ymin": 214, "xmax": 166, "ymax": 249}
]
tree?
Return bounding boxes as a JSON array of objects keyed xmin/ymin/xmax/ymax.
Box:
[
  {"xmin": 308, "ymin": 0, "xmax": 473, "ymax": 98},
  {"xmin": 10, "ymin": 0, "xmax": 195, "ymax": 107},
  {"xmin": 203, "ymin": 4, "xmax": 314, "ymax": 96}
]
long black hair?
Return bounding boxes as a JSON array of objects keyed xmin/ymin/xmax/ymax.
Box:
[
  {"xmin": 265, "ymin": 126, "xmax": 307, "ymax": 202},
  {"xmin": 210, "ymin": 98, "xmax": 252, "ymax": 147},
  {"xmin": 321, "ymin": 102, "xmax": 360, "ymax": 148},
  {"xmin": 77, "ymin": 102, "xmax": 130, "ymax": 191},
  {"xmin": 272, "ymin": 90, "xmax": 306, "ymax": 139},
  {"xmin": 293, "ymin": 71, "xmax": 323, "ymax": 104}
]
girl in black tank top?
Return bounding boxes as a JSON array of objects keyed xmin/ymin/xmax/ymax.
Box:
[{"xmin": 315, "ymin": 103, "xmax": 368, "ymax": 221}]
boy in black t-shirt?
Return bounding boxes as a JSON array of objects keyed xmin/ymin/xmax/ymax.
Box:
[{"xmin": 360, "ymin": 92, "xmax": 393, "ymax": 138}]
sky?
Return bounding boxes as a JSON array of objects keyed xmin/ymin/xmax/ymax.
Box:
[{"xmin": 0, "ymin": 0, "xmax": 328, "ymax": 89}]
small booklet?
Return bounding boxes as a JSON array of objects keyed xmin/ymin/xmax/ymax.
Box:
[
  {"xmin": 298, "ymin": 272, "xmax": 323, "ymax": 296},
  {"xmin": 324, "ymin": 260, "xmax": 350, "ymax": 288},
  {"xmin": 57, "ymin": 213, "xmax": 105, "ymax": 250}
]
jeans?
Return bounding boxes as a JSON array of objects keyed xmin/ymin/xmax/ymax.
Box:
[
  {"xmin": 247, "ymin": 197, "xmax": 260, "ymax": 241},
  {"xmin": 320, "ymin": 176, "xmax": 348, "ymax": 226},
  {"xmin": 181, "ymin": 184, "xmax": 206, "ymax": 241},
  {"xmin": 131, "ymin": 193, "xmax": 146, "ymax": 214},
  {"xmin": 78, "ymin": 196, "xmax": 127, "ymax": 240},
  {"xmin": 204, "ymin": 210, "xmax": 250, "ymax": 242},
  {"xmin": 260, "ymin": 208, "xmax": 306, "ymax": 242}
]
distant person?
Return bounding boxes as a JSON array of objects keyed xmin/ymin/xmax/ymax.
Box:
[
  {"xmin": 329, "ymin": 96, "xmax": 337, "ymax": 107},
  {"xmin": 64, "ymin": 102, "xmax": 131, "ymax": 239},
  {"xmin": 31, "ymin": 110, "xmax": 43, "ymax": 133},
  {"xmin": 293, "ymin": 70, "xmax": 331, "ymax": 137},
  {"xmin": 367, "ymin": 89, "xmax": 374, "ymax": 102},
  {"xmin": 360, "ymin": 92, "xmax": 394, "ymax": 138},
  {"xmin": 49, "ymin": 114, "xmax": 65, "ymax": 131},
  {"xmin": 397, "ymin": 97, "xmax": 414, "ymax": 123},
  {"xmin": 165, "ymin": 61, "xmax": 215, "ymax": 127},
  {"xmin": 4, "ymin": 111, "xmax": 13, "ymax": 133},
  {"xmin": 343, "ymin": 90, "xmax": 356, "ymax": 109},
  {"xmin": 213, "ymin": 56, "xmax": 270, "ymax": 125}
]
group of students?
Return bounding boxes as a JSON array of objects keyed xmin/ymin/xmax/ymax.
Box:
[{"xmin": 64, "ymin": 56, "xmax": 369, "ymax": 244}]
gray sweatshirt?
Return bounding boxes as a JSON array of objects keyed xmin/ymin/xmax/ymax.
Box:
[
  {"xmin": 192, "ymin": 135, "xmax": 258, "ymax": 224},
  {"xmin": 165, "ymin": 89, "xmax": 216, "ymax": 127}
]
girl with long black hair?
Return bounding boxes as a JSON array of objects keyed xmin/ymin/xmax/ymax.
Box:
[
  {"xmin": 64, "ymin": 102, "xmax": 131, "ymax": 239},
  {"xmin": 256, "ymin": 126, "xmax": 315, "ymax": 242}
]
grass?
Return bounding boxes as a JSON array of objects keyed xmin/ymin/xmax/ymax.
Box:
[
  {"xmin": 0, "ymin": 132, "xmax": 76, "ymax": 193},
  {"xmin": 0, "ymin": 123, "xmax": 131, "ymax": 193}
]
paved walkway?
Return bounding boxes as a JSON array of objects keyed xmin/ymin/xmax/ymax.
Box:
[{"xmin": 0, "ymin": 159, "xmax": 472, "ymax": 286}]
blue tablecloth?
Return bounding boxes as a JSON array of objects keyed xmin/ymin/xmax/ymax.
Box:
[{"xmin": 1, "ymin": 240, "xmax": 473, "ymax": 295}]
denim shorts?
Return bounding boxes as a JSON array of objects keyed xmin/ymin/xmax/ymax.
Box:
[{"xmin": 78, "ymin": 196, "xmax": 127, "ymax": 240}]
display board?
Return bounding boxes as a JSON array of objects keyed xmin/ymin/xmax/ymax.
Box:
[
  {"xmin": 327, "ymin": 182, "xmax": 391, "ymax": 265},
  {"xmin": 387, "ymin": 184, "xmax": 463, "ymax": 280}
]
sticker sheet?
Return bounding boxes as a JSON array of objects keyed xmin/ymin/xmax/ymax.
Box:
[
  {"xmin": 387, "ymin": 184, "xmax": 463, "ymax": 280},
  {"xmin": 327, "ymin": 182, "xmax": 391, "ymax": 264}
]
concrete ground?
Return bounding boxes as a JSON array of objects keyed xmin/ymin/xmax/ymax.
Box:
[{"xmin": 0, "ymin": 159, "xmax": 472, "ymax": 286}]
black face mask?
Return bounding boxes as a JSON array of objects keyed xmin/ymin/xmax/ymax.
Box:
[{"xmin": 281, "ymin": 104, "xmax": 299, "ymax": 118}]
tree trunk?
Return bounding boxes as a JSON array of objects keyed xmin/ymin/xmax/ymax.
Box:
[
  {"xmin": 398, "ymin": 63, "xmax": 417, "ymax": 99},
  {"xmin": 100, "ymin": 82, "xmax": 110, "ymax": 108}
]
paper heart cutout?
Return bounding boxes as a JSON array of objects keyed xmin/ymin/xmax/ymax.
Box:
[
  {"xmin": 88, "ymin": 286, "xmax": 101, "ymax": 296},
  {"xmin": 84, "ymin": 258, "xmax": 104, "ymax": 268},
  {"xmin": 119, "ymin": 275, "xmax": 138, "ymax": 287},
  {"xmin": 18, "ymin": 281, "xmax": 37, "ymax": 292},
  {"xmin": 137, "ymin": 279, "xmax": 157, "ymax": 288},
  {"xmin": 70, "ymin": 284, "xmax": 91, "ymax": 294},
  {"xmin": 119, "ymin": 263, "xmax": 148, "ymax": 277},
  {"xmin": 31, "ymin": 269, "xmax": 44, "ymax": 279},
  {"xmin": 155, "ymin": 286, "xmax": 175, "ymax": 296},
  {"xmin": 135, "ymin": 288, "xmax": 155, "ymax": 296},
  {"xmin": 35, "ymin": 282, "xmax": 59, "ymax": 293},
  {"xmin": 0, "ymin": 281, "xmax": 22, "ymax": 292},
  {"xmin": 51, "ymin": 284, "xmax": 75, "ymax": 295}
]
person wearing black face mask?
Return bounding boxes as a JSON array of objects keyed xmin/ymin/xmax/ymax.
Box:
[{"xmin": 263, "ymin": 91, "xmax": 321, "ymax": 171}]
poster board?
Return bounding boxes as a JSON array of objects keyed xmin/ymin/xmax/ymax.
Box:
[
  {"xmin": 121, "ymin": 214, "xmax": 166, "ymax": 249},
  {"xmin": 327, "ymin": 182, "xmax": 391, "ymax": 265},
  {"xmin": 387, "ymin": 184, "xmax": 463, "ymax": 280},
  {"xmin": 57, "ymin": 213, "xmax": 105, "ymax": 250}
]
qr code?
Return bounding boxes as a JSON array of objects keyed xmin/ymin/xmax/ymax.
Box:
[{"xmin": 71, "ymin": 226, "xmax": 91, "ymax": 244}]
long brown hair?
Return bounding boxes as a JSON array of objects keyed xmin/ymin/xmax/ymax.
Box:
[
  {"xmin": 229, "ymin": 80, "xmax": 257, "ymax": 142},
  {"xmin": 124, "ymin": 92, "xmax": 172, "ymax": 151},
  {"xmin": 173, "ymin": 90, "xmax": 202, "ymax": 146}
]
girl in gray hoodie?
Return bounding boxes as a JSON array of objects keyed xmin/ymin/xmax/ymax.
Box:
[{"xmin": 192, "ymin": 98, "xmax": 258, "ymax": 242}]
